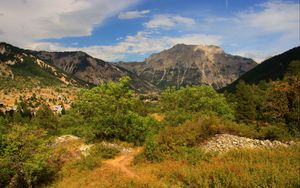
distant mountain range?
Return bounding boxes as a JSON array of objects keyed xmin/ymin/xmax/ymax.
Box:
[
  {"xmin": 222, "ymin": 46, "xmax": 300, "ymax": 92},
  {"xmin": 32, "ymin": 50, "xmax": 157, "ymax": 92},
  {"xmin": 116, "ymin": 44, "xmax": 257, "ymax": 89},
  {"xmin": 3, "ymin": 42, "xmax": 298, "ymax": 93},
  {"xmin": 0, "ymin": 42, "xmax": 157, "ymax": 92}
]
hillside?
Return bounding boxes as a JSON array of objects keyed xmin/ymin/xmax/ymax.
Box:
[
  {"xmin": 0, "ymin": 42, "xmax": 80, "ymax": 88},
  {"xmin": 0, "ymin": 43, "xmax": 83, "ymax": 109},
  {"xmin": 222, "ymin": 46, "xmax": 300, "ymax": 92},
  {"xmin": 116, "ymin": 44, "xmax": 257, "ymax": 89},
  {"xmin": 1, "ymin": 42, "xmax": 258, "ymax": 93},
  {"xmin": 33, "ymin": 51, "xmax": 158, "ymax": 93}
]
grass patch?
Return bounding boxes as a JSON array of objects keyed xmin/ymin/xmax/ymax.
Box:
[{"xmin": 134, "ymin": 145, "xmax": 300, "ymax": 187}]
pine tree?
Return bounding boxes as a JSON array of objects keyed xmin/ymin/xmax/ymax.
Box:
[{"xmin": 235, "ymin": 81, "xmax": 256, "ymax": 124}]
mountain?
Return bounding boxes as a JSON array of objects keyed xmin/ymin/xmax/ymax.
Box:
[
  {"xmin": 0, "ymin": 42, "xmax": 81, "ymax": 87},
  {"xmin": 33, "ymin": 50, "xmax": 157, "ymax": 93},
  {"xmin": 115, "ymin": 44, "xmax": 257, "ymax": 89},
  {"xmin": 0, "ymin": 42, "xmax": 258, "ymax": 93},
  {"xmin": 0, "ymin": 42, "xmax": 157, "ymax": 93},
  {"xmin": 222, "ymin": 46, "xmax": 300, "ymax": 92}
]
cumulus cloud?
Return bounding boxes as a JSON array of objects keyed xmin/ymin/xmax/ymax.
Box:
[
  {"xmin": 0, "ymin": 0, "xmax": 138, "ymax": 47},
  {"xmin": 231, "ymin": 1, "xmax": 300, "ymax": 61},
  {"xmin": 237, "ymin": 1, "xmax": 299, "ymax": 35},
  {"xmin": 144, "ymin": 14, "xmax": 195, "ymax": 29},
  {"xmin": 1, "ymin": 0, "xmax": 297, "ymax": 62},
  {"xmin": 195, "ymin": 1, "xmax": 299, "ymax": 62},
  {"xmin": 118, "ymin": 10, "xmax": 150, "ymax": 19}
]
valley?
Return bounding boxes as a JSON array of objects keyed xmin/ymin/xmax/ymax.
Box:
[{"xmin": 0, "ymin": 42, "xmax": 299, "ymax": 188}]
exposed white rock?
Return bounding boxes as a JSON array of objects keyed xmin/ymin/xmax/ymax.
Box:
[
  {"xmin": 201, "ymin": 134, "xmax": 295, "ymax": 153},
  {"xmin": 54, "ymin": 135, "xmax": 80, "ymax": 145},
  {"xmin": 79, "ymin": 144, "xmax": 94, "ymax": 157}
]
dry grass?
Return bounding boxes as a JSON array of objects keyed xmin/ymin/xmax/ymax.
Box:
[
  {"xmin": 0, "ymin": 86, "xmax": 78, "ymax": 108},
  {"xmin": 150, "ymin": 113, "xmax": 165, "ymax": 122},
  {"xmin": 45, "ymin": 144, "xmax": 300, "ymax": 188}
]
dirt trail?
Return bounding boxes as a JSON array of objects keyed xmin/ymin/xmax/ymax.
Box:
[{"xmin": 104, "ymin": 148, "xmax": 141, "ymax": 178}]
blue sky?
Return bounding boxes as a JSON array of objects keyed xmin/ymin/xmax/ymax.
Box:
[{"xmin": 0, "ymin": 0, "xmax": 299, "ymax": 62}]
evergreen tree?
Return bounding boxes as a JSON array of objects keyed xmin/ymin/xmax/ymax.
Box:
[{"xmin": 235, "ymin": 81, "xmax": 256, "ymax": 124}]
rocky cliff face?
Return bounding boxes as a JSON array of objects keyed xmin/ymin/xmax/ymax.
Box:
[
  {"xmin": 116, "ymin": 44, "xmax": 257, "ymax": 89},
  {"xmin": 33, "ymin": 51, "xmax": 158, "ymax": 93},
  {"xmin": 34, "ymin": 51, "xmax": 122, "ymax": 85}
]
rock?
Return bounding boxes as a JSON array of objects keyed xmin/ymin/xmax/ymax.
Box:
[
  {"xmin": 201, "ymin": 134, "xmax": 295, "ymax": 153},
  {"xmin": 54, "ymin": 135, "xmax": 80, "ymax": 145},
  {"xmin": 79, "ymin": 144, "xmax": 94, "ymax": 157}
]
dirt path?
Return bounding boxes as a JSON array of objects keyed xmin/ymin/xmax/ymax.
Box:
[{"xmin": 104, "ymin": 148, "xmax": 141, "ymax": 178}]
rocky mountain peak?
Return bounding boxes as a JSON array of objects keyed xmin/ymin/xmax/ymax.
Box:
[
  {"xmin": 193, "ymin": 44, "xmax": 224, "ymax": 54},
  {"xmin": 117, "ymin": 43, "xmax": 257, "ymax": 89}
]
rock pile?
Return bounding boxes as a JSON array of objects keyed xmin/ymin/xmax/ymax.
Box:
[
  {"xmin": 101, "ymin": 142, "xmax": 133, "ymax": 154},
  {"xmin": 202, "ymin": 134, "xmax": 297, "ymax": 153},
  {"xmin": 54, "ymin": 135, "xmax": 80, "ymax": 145}
]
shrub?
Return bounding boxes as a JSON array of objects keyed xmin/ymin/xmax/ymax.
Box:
[
  {"xmin": 258, "ymin": 124, "xmax": 293, "ymax": 141},
  {"xmin": 68, "ymin": 77, "xmax": 161, "ymax": 144},
  {"xmin": 161, "ymin": 86, "xmax": 234, "ymax": 126},
  {"xmin": 0, "ymin": 125, "xmax": 56, "ymax": 187},
  {"xmin": 141, "ymin": 115, "xmax": 226, "ymax": 162}
]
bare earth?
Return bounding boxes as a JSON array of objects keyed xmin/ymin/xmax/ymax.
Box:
[{"xmin": 104, "ymin": 148, "xmax": 141, "ymax": 179}]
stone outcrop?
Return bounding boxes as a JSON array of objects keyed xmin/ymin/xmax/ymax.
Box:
[{"xmin": 202, "ymin": 134, "xmax": 297, "ymax": 153}]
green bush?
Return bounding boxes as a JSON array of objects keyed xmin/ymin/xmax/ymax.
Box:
[
  {"xmin": 161, "ymin": 86, "xmax": 234, "ymax": 126},
  {"xmin": 0, "ymin": 125, "xmax": 56, "ymax": 187},
  {"xmin": 141, "ymin": 115, "xmax": 226, "ymax": 162},
  {"xmin": 66, "ymin": 77, "xmax": 161, "ymax": 144},
  {"xmin": 258, "ymin": 124, "xmax": 293, "ymax": 141}
]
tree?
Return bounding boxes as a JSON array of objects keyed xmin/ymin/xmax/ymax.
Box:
[
  {"xmin": 161, "ymin": 85, "xmax": 235, "ymax": 126},
  {"xmin": 235, "ymin": 81, "xmax": 256, "ymax": 124},
  {"xmin": 71, "ymin": 77, "xmax": 159, "ymax": 144},
  {"xmin": 263, "ymin": 81, "xmax": 289, "ymax": 124},
  {"xmin": 0, "ymin": 125, "xmax": 54, "ymax": 187},
  {"xmin": 32, "ymin": 104, "xmax": 58, "ymax": 134}
]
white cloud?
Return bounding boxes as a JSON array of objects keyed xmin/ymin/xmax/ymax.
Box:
[
  {"xmin": 0, "ymin": 0, "xmax": 138, "ymax": 47},
  {"xmin": 29, "ymin": 32, "xmax": 221, "ymax": 61},
  {"xmin": 193, "ymin": 1, "xmax": 299, "ymax": 62},
  {"xmin": 237, "ymin": 1, "xmax": 299, "ymax": 35},
  {"xmin": 230, "ymin": 1, "xmax": 299, "ymax": 61},
  {"xmin": 233, "ymin": 50, "xmax": 272, "ymax": 63},
  {"xmin": 145, "ymin": 14, "xmax": 195, "ymax": 29},
  {"xmin": 118, "ymin": 10, "xmax": 150, "ymax": 19},
  {"xmin": 168, "ymin": 34, "xmax": 222, "ymax": 46}
]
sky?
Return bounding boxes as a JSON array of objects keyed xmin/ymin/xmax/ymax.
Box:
[{"xmin": 0, "ymin": 0, "xmax": 299, "ymax": 62}]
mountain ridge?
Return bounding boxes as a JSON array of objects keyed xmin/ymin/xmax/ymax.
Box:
[
  {"xmin": 222, "ymin": 46, "xmax": 300, "ymax": 92},
  {"xmin": 0, "ymin": 42, "xmax": 261, "ymax": 92},
  {"xmin": 116, "ymin": 44, "xmax": 257, "ymax": 89}
]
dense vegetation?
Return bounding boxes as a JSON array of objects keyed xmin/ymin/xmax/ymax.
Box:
[{"xmin": 0, "ymin": 60, "xmax": 299, "ymax": 187}]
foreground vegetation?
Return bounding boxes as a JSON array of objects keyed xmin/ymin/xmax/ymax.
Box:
[{"xmin": 0, "ymin": 61, "xmax": 299, "ymax": 187}]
